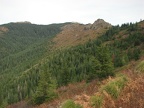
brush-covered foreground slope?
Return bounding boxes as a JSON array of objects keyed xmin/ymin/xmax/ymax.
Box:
[{"xmin": 42, "ymin": 60, "xmax": 144, "ymax": 108}]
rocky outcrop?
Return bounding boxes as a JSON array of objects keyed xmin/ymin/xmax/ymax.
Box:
[
  {"xmin": 84, "ymin": 23, "xmax": 92, "ymax": 30},
  {"xmin": 53, "ymin": 19, "xmax": 111, "ymax": 49},
  {"xmin": 91, "ymin": 19, "xmax": 111, "ymax": 29},
  {"xmin": 84, "ymin": 19, "xmax": 112, "ymax": 30}
]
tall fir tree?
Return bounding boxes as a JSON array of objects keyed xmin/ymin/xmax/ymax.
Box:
[
  {"xmin": 96, "ymin": 46, "xmax": 114, "ymax": 78},
  {"xmin": 32, "ymin": 67, "xmax": 57, "ymax": 104}
]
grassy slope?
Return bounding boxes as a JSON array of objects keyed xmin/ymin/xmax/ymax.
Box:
[{"xmin": 52, "ymin": 23, "xmax": 110, "ymax": 49}]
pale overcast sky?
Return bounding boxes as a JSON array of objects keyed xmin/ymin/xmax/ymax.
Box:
[{"xmin": 0, "ymin": 0, "xmax": 144, "ymax": 25}]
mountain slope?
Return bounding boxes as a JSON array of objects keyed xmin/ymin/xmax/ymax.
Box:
[
  {"xmin": 1, "ymin": 19, "xmax": 144, "ymax": 108},
  {"xmin": 0, "ymin": 22, "xmax": 69, "ymax": 107},
  {"xmin": 32, "ymin": 20, "xmax": 144, "ymax": 107},
  {"xmin": 52, "ymin": 19, "xmax": 111, "ymax": 49},
  {"xmin": 31, "ymin": 20, "xmax": 144, "ymax": 108},
  {"xmin": 0, "ymin": 22, "xmax": 69, "ymax": 73},
  {"xmin": 0, "ymin": 20, "xmax": 111, "ymax": 107}
]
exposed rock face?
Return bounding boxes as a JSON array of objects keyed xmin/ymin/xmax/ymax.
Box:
[
  {"xmin": 90, "ymin": 19, "xmax": 111, "ymax": 30},
  {"xmin": 62, "ymin": 19, "xmax": 111, "ymax": 31},
  {"xmin": 84, "ymin": 24, "xmax": 92, "ymax": 30},
  {"xmin": 83, "ymin": 19, "xmax": 111, "ymax": 30}
]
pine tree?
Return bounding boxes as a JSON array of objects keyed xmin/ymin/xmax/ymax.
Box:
[
  {"xmin": 96, "ymin": 46, "xmax": 114, "ymax": 78},
  {"xmin": 133, "ymin": 48, "xmax": 141, "ymax": 60},
  {"xmin": 60, "ymin": 67, "xmax": 70, "ymax": 85},
  {"xmin": 88, "ymin": 56, "xmax": 101, "ymax": 81},
  {"xmin": 32, "ymin": 67, "xmax": 57, "ymax": 104}
]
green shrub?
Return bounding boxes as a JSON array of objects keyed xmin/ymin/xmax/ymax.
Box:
[
  {"xmin": 135, "ymin": 60, "xmax": 144, "ymax": 73},
  {"xmin": 90, "ymin": 94, "xmax": 103, "ymax": 108},
  {"xmin": 102, "ymin": 82, "xmax": 119, "ymax": 98},
  {"xmin": 0, "ymin": 100, "xmax": 8, "ymax": 108},
  {"xmin": 61, "ymin": 99, "xmax": 83, "ymax": 108},
  {"xmin": 101, "ymin": 75, "xmax": 127, "ymax": 99},
  {"xmin": 114, "ymin": 76, "xmax": 127, "ymax": 89}
]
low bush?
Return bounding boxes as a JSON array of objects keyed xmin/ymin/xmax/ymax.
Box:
[
  {"xmin": 61, "ymin": 99, "xmax": 83, "ymax": 108},
  {"xmin": 135, "ymin": 60, "xmax": 144, "ymax": 73},
  {"xmin": 90, "ymin": 93, "xmax": 103, "ymax": 108},
  {"xmin": 101, "ymin": 75, "xmax": 128, "ymax": 99}
]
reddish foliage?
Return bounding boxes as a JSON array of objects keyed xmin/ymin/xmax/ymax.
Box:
[{"xmin": 115, "ymin": 75, "xmax": 144, "ymax": 108}]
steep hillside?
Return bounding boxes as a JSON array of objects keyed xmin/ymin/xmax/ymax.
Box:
[
  {"xmin": 0, "ymin": 22, "xmax": 69, "ymax": 107},
  {"xmin": 0, "ymin": 22, "xmax": 69, "ymax": 74},
  {"xmin": 53, "ymin": 19, "xmax": 111, "ymax": 49},
  {"xmin": 0, "ymin": 19, "xmax": 111, "ymax": 105},
  {"xmin": 9, "ymin": 59, "xmax": 144, "ymax": 108},
  {"xmin": 0, "ymin": 19, "xmax": 111, "ymax": 107},
  {"xmin": 1, "ymin": 19, "xmax": 144, "ymax": 108},
  {"xmin": 57, "ymin": 61, "xmax": 144, "ymax": 108},
  {"xmin": 30, "ymin": 19, "xmax": 144, "ymax": 107},
  {"xmin": 30, "ymin": 20, "xmax": 144, "ymax": 107}
]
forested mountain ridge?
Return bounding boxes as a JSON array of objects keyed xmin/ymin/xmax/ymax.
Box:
[{"xmin": 0, "ymin": 19, "xmax": 144, "ymax": 108}]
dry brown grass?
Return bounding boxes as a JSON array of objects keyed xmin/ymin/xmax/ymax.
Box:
[
  {"xmin": 7, "ymin": 101, "xmax": 31, "ymax": 108},
  {"xmin": 114, "ymin": 74, "xmax": 144, "ymax": 108},
  {"xmin": 0, "ymin": 26, "xmax": 9, "ymax": 32},
  {"xmin": 0, "ymin": 26, "xmax": 8, "ymax": 36},
  {"xmin": 8, "ymin": 74, "xmax": 144, "ymax": 108},
  {"xmin": 52, "ymin": 23, "xmax": 108, "ymax": 49}
]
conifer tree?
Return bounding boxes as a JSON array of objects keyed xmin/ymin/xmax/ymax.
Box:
[
  {"xmin": 88, "ymin": 56, "xmax": 101, "ymax": 81},
  {"xmin": 32, "ymin": 67, "xmax": 57, "ymax": 104},
  {"xmin": 96, "ymin": 46, "xmax": 114, "ymax": 78}
]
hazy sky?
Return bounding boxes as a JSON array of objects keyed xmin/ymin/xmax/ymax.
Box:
[{"xmin": 0, "ymin": 0, "xmax": 144, "ymax": 25}]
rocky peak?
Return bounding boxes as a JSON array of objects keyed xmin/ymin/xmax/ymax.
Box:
[{"xmin": 91, "ymin": 19, "xmax": 111, "ymax": 30}]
